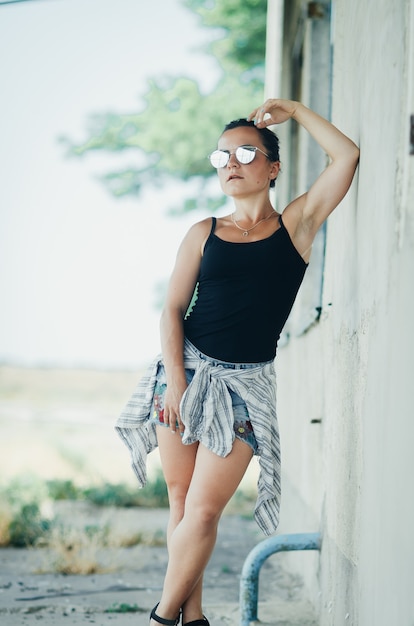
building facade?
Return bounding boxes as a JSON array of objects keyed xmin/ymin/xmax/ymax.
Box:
[{"xmin": 265, "ymin": 1, "xmax": 414, "ymax": 623}]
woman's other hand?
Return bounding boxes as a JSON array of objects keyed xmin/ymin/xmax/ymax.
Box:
[{"xmin": 163, "ymin": 371, "xmax": 187, "ymax": 435}]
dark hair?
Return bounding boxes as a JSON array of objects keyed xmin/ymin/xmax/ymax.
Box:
[{"xmin": 222, "ymin": 119, "xmax": 280, "ymax": 188}]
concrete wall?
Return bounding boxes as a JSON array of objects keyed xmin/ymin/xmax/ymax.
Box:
[{"xmin": 266, "ymin": 0, "xmax": 414, "ymax": 623}]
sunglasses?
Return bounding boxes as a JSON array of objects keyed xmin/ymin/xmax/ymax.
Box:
[{"xmin": 208, "ymin": 145, "xmax": 270, "ymax": 169}]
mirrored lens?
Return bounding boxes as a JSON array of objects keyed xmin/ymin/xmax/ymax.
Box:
[
  {"xmin": 235, "ymin": 146, "xmax": 256, "ymax": 164},
  {"xmin": 208, "ymin": 146, "xmax": 258, "ymax": 168},
  {"xmin": 209, "ymin": 150, "xmax": 230, "ymax": 168}
]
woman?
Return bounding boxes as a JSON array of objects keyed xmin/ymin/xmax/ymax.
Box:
[{"xmin": 116, "ymin": 98, "xmax": 359, "ymax": 626}]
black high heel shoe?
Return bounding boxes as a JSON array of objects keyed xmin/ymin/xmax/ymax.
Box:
[
  {"xmin": 150, "ymin": 603, "xmax": 180, "ymax": 626},
  {"xmin": 182, "ymin": 618, "xmax": 210, "ymax": 626}
]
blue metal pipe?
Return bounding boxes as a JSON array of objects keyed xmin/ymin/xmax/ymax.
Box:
[{"xmin": 239, "ymin": 532, "xmax": 321, "ymax": 626}]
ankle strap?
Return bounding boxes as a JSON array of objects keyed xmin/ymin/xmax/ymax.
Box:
[{"xmin": 151, "ymin": 604, "xmax": 180, "ymax": 626}]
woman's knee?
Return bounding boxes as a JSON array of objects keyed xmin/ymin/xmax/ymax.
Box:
[
  {"xmin": 166, "ymin": 479, "xmax": 189, "ymax": 518},
  {"xmin": 184, "ymin": 498, "xmax": 223, "ymax": 530}
]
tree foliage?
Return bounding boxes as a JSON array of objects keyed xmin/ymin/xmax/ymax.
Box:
[
  {"xmin": 184, "ymin": 0, "xmax": 268, "ymax": 73},
  {"xmin": 62, "ymin": 0, "xmax": 267, "ymax": 212}
]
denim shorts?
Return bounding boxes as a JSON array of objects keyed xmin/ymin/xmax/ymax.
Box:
[{"xmin": 150, "ymin": 344, "xmax": 268, "ymax": 455}]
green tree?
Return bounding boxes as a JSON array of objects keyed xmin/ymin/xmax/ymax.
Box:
[
  {"xmin": 62, "ymin": 0, "xmax": 267, "ymax": 213},
  {"xmin": 185, "ymin": 0, "xmax": 268, "ymax": 73}
]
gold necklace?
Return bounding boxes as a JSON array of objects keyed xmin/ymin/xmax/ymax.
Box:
[{"xmin": 231, "ymin": 211, "xmax": 276, "ymax": 237}]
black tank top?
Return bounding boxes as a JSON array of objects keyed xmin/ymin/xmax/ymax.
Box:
[{"xmin": 183, "ymin": 215, "xmax": 308, "ymax": 363}]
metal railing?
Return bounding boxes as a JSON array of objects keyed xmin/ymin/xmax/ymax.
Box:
[{"xmin": 239, "ymin": 532, "xmax": 321, "ymax": 625}]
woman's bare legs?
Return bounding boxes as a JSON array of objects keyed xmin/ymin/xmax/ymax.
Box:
[
  {"xmin": 156, "ymin": 426, "xmax": 202, "ymax": 622},
  {"xmin": 153, "ymin": 428, "xmax": 253, "ymax": 625}
]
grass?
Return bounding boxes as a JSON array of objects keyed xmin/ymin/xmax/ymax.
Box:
[
  {"xmin": 44, "ymin": 524, "xmax": 110, "ymax": 574},
  {"xmin": 8, "ymin": 503, "xmax": 52, "ymax": 547},
  {"xmin": 37, "ymin": 520, "xmax": 166, "ymax": 575},
  {"xmin": 0, "ymin": 469, "xmax": 256, "ymax": 575},
  {"xmin": 105, "ymin": 602, "xmax": 145, "ymax": 613},
  {"xmin": 0, "ymin": 471, "xmax": 255, "ymax": 550},
  {"xmin": 0, "ymin": 472, "xmax": 169, "ymax": 549},
  {"xmin": 47, "ymin": 474, "xmax": 169, "ymax": 507},
  {"xmin": 82, "ymin": 474, "xmax": 169, "ymax": 508}
]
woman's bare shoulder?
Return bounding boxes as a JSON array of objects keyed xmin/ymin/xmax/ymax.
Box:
[
  {"xmin": 184, "ymin": 216, "xmax": 214, "ymax": 244},
  {"xmin": 188, "ymin": 216, "xmax": 214, "ymax": 235}
]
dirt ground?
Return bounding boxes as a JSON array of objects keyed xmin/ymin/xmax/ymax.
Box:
[
  {"xmin": 0, "ymin": 503, "xmax": 318, "ymax": 625},
  {"xmin": 0, "ymin": 366, "xmax": 318, "ymax": 625}
]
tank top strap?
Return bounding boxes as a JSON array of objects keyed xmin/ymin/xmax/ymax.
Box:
[
  {"xmin": 210, "ymin": 216, "xmax": 217, "ymax": 235},
  {"xmin": 278, "ymin": 212, "xmax": 311, "ymax": 260}
]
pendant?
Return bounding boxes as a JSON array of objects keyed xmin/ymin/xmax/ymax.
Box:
[{"xmin": 243, "ymin": 231, "xmax": 248, "ymax": 237}]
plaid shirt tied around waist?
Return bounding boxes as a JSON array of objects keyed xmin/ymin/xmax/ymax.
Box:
[{"xmin": 115, "ymin": 339, "xmax": 281, "ymax": 535}]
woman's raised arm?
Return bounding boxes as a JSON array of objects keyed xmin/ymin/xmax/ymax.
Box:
[{"xmin": 249, "ymin": 99, "xmax": 359, "ymax": 246}]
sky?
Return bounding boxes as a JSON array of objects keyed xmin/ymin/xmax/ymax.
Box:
[{"xmin": 0, "ymin": 0, "xmax": 223, "ymax": 370}]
